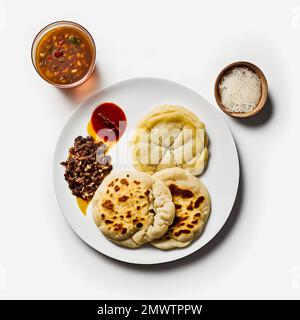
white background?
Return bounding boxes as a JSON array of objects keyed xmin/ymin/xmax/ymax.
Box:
[{"xmin": 0, "ymin": 0, "xmax": 299, "ymax": 299}]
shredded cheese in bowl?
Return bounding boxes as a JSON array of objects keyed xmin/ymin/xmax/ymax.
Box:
[{"xmin": 218, "ymin": 67, "xmax": 262, "ymax": 113}]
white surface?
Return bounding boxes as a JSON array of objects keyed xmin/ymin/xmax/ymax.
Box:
[
  {"xmin": 0, "ymin": 0, "xmax": 299, "ymax": 299},
  {"xmin": 53, "ymin": 78, "xmax": 239, "ymax": 264}
]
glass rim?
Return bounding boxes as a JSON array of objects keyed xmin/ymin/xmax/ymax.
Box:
[{"xmin": 31, "ymin": 20, "xmax": 97, "ymax": 88}]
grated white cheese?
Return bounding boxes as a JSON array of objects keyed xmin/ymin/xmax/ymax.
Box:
[{"xmin": 218, "ymin": 67, "xmax": 262, "ymax": 113}]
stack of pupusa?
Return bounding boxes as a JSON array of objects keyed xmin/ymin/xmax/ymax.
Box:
[
  {"xmin": 92, "ymin": 168, "xmax": 210, "ymax": 249},
  {"xmin": 92, "ymin": 105, "xmax": 211, "ymax": 250}
]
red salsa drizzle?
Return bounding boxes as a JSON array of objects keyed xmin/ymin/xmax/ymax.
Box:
[{"xmin": 90, "ymin": 102, "xmax": 127, "ymax": 142}]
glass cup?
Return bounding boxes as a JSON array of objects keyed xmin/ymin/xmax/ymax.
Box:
[{"xmin": 31, "ymin": 21, "xmax": 96, "ymax": 88}]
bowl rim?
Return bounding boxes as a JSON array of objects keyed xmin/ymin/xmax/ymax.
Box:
[
  {"xmin": 214, "ymin": 61, "xmax": 268, "ymax": 118},
  {"xmin": 31, "ymin": 20, "xmax": 96, "ymax": 88}
]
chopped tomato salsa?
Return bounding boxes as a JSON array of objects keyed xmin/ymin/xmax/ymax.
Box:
[{"xmin": 35, "ymin": 26, "xmax": 95, "ymax": 85}]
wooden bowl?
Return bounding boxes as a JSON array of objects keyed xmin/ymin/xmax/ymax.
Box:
[{"xmin": 214, "ymin": 61, "xmax": 268, "ymax": 118}]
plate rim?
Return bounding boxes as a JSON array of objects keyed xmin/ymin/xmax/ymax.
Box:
[{"xmin": 53, "ymin": 76, "xmax": 240, "ymax": 265}]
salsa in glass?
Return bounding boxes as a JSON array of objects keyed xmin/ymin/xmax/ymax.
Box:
[{"xmin": 32, "ymin": 22, "xmax": 96, "ymax": 87}]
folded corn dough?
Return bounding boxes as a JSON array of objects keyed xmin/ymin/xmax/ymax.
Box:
[
  {"xmin": 92, "ymin": 170, "xmax": 175, "ymax": 248},
  {"xmin": 131, "ymin": 105, "xmax": 209, "ymax": 176},
  {"xmin": 152, "ymin": 167, "xmax": 210, "ymax": 249}
]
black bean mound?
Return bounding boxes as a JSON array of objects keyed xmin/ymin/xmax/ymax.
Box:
[{"xmin": 61, "ymin": 136, "xmax": 113, "ymax": 201}]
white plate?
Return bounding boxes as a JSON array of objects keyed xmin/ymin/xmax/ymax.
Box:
[{"xmin": 53, "ymin": 77, "xmax": 239, "ymax": 264}]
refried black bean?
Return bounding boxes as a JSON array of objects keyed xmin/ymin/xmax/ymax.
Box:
[{"xmin": 61, "ymin": 136, "xmax": 112, "ymax": 201}]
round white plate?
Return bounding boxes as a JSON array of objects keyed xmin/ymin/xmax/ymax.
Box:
[{"xmin": 53, "ymin": 77, "xmax": 239, "ymax": 264}]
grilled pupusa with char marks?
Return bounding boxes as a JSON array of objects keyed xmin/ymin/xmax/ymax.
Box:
[
  {"xmin": 152, "ymin": 167, "xmax": 210, "ymax": 249},
  {"xmin": 92, "ymin": 170, "xmax": 175, "ymax": 248}
]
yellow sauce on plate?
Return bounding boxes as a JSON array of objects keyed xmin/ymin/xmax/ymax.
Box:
[{"xmin": 76, "ymin": 197, "xmax": 89, "ymax": 215}]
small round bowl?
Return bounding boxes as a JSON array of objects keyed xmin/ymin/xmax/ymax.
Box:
[
  {"xmin": 214, "ymin": 61, "xmax": 268, "ymax": 118},
  {"xmin": 31, "ymin": 21, "xmax": 96, "ymax": 88}
]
